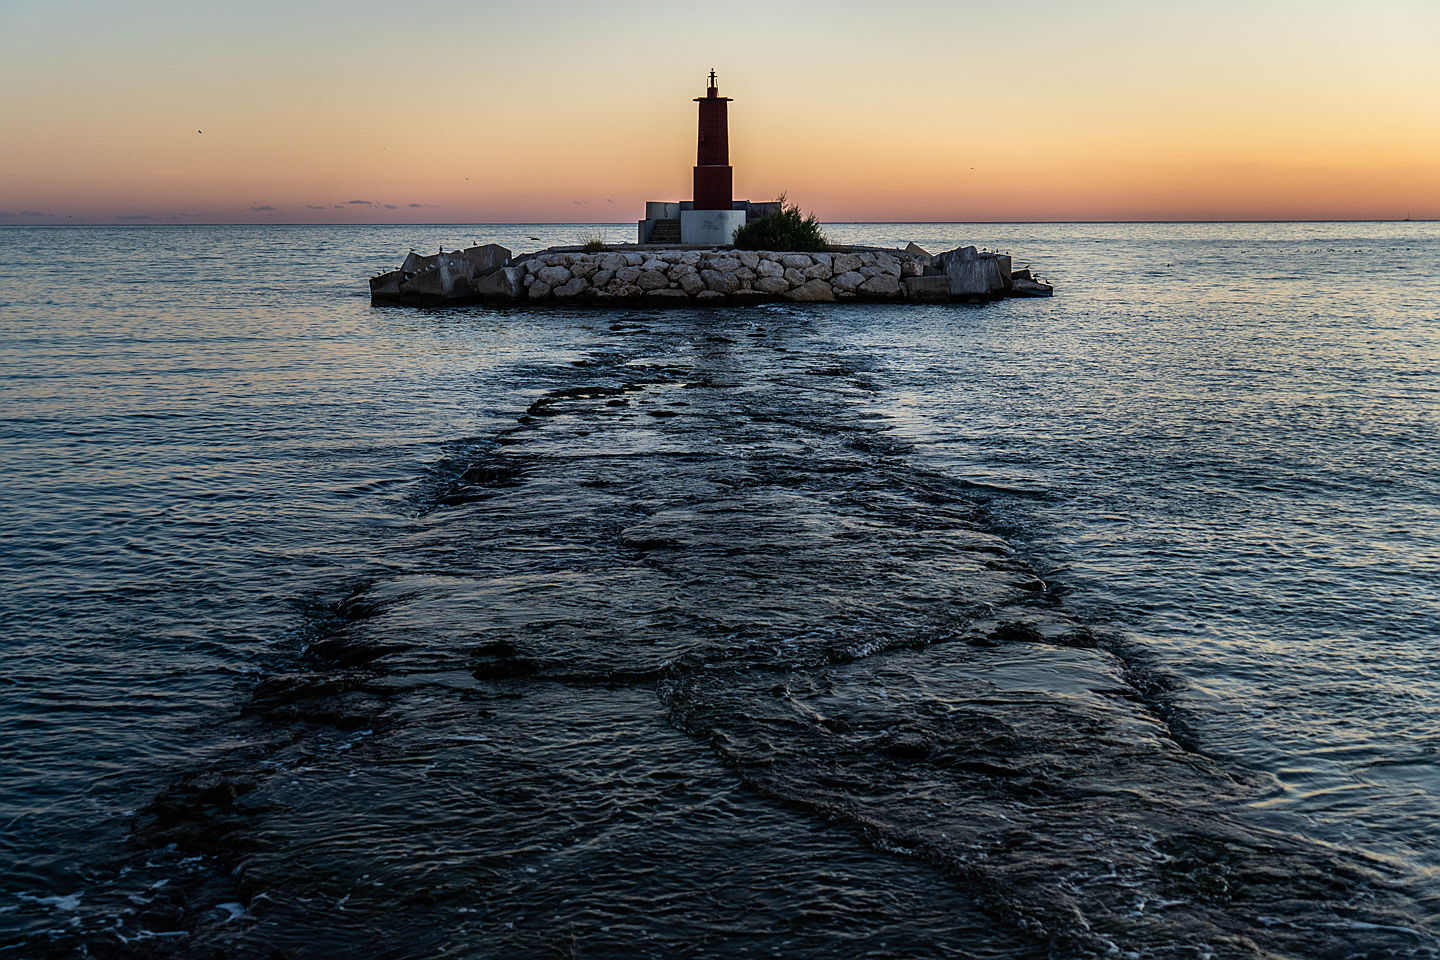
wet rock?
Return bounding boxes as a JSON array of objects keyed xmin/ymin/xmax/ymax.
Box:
[
  {"xmin": 246, "ymin": 673, "xmax": 366, "ymax": 714},
  {"xmin": 306, "ymin": 637, "xmax": 403, "ymax": 668}
]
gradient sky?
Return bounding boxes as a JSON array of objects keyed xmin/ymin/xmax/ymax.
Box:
[{"xmin": 2, "ymin": 0, "xmax": 1437, "ymax": 223}]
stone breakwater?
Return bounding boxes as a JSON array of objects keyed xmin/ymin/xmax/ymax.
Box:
[{"xmin": 369, "ymin": 242, "xmax": 1053, "ymax": 307}]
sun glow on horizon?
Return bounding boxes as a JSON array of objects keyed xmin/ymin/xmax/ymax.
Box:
[{"xmin": 3, "ymin": 0, "xmax": 1438, "ymax": 225}]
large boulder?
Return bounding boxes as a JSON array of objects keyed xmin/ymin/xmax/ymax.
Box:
[
  {"xmin": 701, "ymin": 269, "xmax": 741, "ymax": 295},
  {"xmin": 780, "ymin": 253, "xmax": 812, "ymax": 269},
  {"xmin": 831, "ymin": 270, "xmax": 865, "ymax": 292},
  {"xmin": 831, "ymin": 253, "xmax": 862, "ymax": 274},
  {"xmin": 635, "ymin": 270, "xmax": 670, "ymax": 291},
  {"xmin": 755, "ymin": 258, "xmax": 784, "ymax": 278},
  {"xmin": 535, "ymin": 264, "xmax": 571, "ymax": 286},
  {"xmin": 398, "ymin": 267, "xmax": 449, "ymax": 302},
  {"xmin": 703, "ymin": 256, "xmax": 741, "ymax": 273},
  {"xmin": 475, "ymin": 266, "xmax": 526, "ymax": 303},
  {"xmin": 369, "ymin": 269, "xmax": 405, "ymax": 299},
  {"xmin": 677, "ymin": 271, "xmax": 706, "ymax": 295},
  {"xmin": 858, "ymin": 274, "xmax": 903, "ymax": 298},
  {"xmin": 904, "ymin": 242, "xmax": 931, "ymax": 259},
  {"xmin": 901, "ymin": 276, "xmax": 950, "ymax": 302},
  {"xmin": 936, "ymin": 246, "xmax": 1011, "ymax": 298},
  {"xmin": 1011, "ymin": 278, "xmax": 1054, "ymax": 297},
  {"xmin": 553, "ymin": 277, "xmax": 589, "ymax": 299},
  {"xmin": 784, "ymin": 279, "xmax": 837, "ymax": 302},
  {"xmin": 752, "ymin": 276, "xmax": 790, "ymax": 295},
  {"xmin": 458, "ymin": 244, "xmax": 510, "ymax": 275}
]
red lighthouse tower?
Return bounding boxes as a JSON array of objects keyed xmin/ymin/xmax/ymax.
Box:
[{"xmin": 693, "ymin": 69, "xmax": 733, "ymax": 211}]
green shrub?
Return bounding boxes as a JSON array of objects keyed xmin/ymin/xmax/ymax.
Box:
[{"xmin": 731, "ymin": 195, "xmax": 828, "ymax": 252}]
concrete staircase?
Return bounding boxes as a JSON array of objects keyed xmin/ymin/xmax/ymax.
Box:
[{"xmin": 647, "ymin": 218, "xmax": 681, "ymax": 244}]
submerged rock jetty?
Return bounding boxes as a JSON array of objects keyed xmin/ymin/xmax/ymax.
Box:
[{"xmin": 369, "ymin": 242, "xmax": 1053, "ymax": 307}]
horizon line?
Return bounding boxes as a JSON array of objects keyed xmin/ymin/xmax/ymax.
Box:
[{"xmin": 2, "ymin": 219, "xmax": 1436, "ymax": 227}]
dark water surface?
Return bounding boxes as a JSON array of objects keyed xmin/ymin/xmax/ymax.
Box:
[{"xmin": 2, "ymin": 223, "xmax": 1437, "ymax": 958}]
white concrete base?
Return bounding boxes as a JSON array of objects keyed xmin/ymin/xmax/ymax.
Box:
[{"xmin": 681, "ymin": 209, "xmax": 746, "ymax": 246}]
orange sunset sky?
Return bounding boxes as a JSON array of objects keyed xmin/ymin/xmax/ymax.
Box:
[{"xmin": 2, "ymin": 0, "xmax": 1437, "ymax": 224}]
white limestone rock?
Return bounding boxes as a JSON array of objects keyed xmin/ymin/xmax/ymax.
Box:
[
  {"xmin": 859, "ymin": 274, "xmax": 902, "ymax": 297},
  {"xmin": 755, "ymin": 259, "xmax": 784, "ymax": 278},
  {"xmin": 591, "ymin": 269, "xmax": 614, "ymax": 287},
  {"xmin": 831, "ymin": 254, "xmax": 862, "ymax": 274},
  {"xmin": 677, "ymin": 271, "xmax": 705, "ymax": 295},
  {"xmin": 536, "ymin": 265, "xmax": 571, "ymax": 286},
  {"xmin": 599, "ymin": 253, "xmax": 626, "ymax": 272},
  {"xmin": 636, "ymin": 270, "xmax": 670, "ymax": 290},
  {"xmin": 783, "ymin": 268, "xmax": 806, "ymax": 286},
  {"xmin": 780, "ymin": 254, "xmax": 812, "ymax": 269},
  {"xmin": 785, "ymin": 279, "xmax": 836, "ymax": 302},
  {"xmin": 623, "ymin": 253, "xmax": 645, "ymax": 266},
  {"xmin": 737, "ymin": 251, "xmax": 760, "ymax": 270},
  {"xmin": 803, "ymin": 262, "xmax": 832, "ymax": 280},
  {"xmin": 831, "ymin": 270, "xmax": 865, "ymax": 292},
  {"xmin": 553, "ymin": 277, "xmax": 589, "ymax": 299},
  {"xmin": 701, "ymin": 269, "xmax": 741, "ymax": 295},
  {"xmin": 527, "ymin": 281, "xmax": 552, "ymax": 300},
  {"xmin": 753, "ymin": 276, "xmax": 790, "ymax": 294},
  {"xmin": 616, "ymin": 266, "xmax": 641, "ymax": 283},
  {"xmin": 703, "ymin": 256, "xmax": 741, "ymax": 273}
]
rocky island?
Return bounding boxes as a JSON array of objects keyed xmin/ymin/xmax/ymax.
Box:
[
  {"xmin": 369, "ymin": 73, "xmax": 1052, "ymax": 309},
  {"xmin": 369, "ymin": 241, "xmax": 1053, "ymax": 308}
]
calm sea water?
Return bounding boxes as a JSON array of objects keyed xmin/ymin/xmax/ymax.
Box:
[{"xmin": 1, "ymin": 222, "xmax": 1436, "ymax": 958}]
